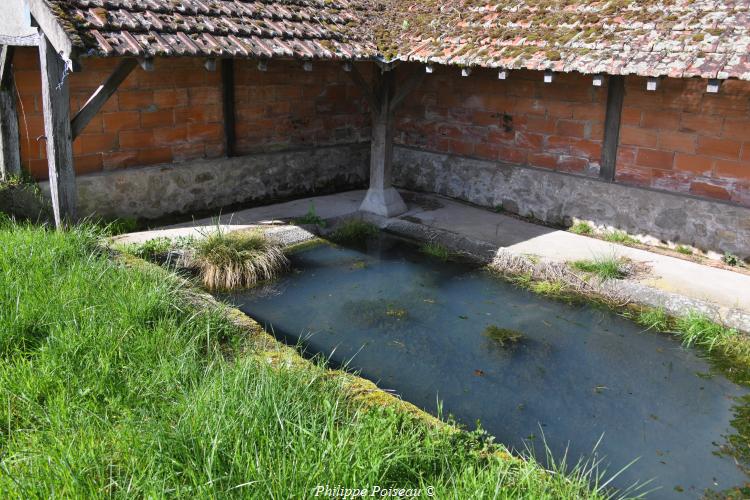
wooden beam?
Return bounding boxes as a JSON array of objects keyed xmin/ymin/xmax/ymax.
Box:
[
  {"xmin": 39, "ymin": 34, "xmax": 76, "ymax": 227},
  {"xmin": 345, "ymin": 63, "xmax": 379, "ymax": 111},
  {"xmin": 1, "ymin": 46, "xmax": 14, "ymax": 90},
  {"xmin": 389, "ymin": 66, "xmax": 425, "ymax": 114},
  {"xmin": 221, "ymin": 59, "xmax": 236, "ymax": 158},
  {"xmin": 600, "ymin": 75, "xmax": 625, "ymax": 182},
  {"xmin": 0, "ymin": 33, "xmax": 39, "ymax": 46},
  {"xmin": 0, "ymin": 47, "xmax": 21, "ymax": 179},
  {"xmin": 71, "ymin": 58, "xmax": 137, "ymax": 139},
  {"xmin": 28, "ymin": 2, "xmax": 78, "ymax": 66}
]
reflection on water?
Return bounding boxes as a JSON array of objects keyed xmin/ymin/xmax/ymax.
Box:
[{"xmin": 225, "ymin": 235, "xmax": 750, "ymax": 498}]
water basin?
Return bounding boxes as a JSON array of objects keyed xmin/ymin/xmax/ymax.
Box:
[{"xmin": 224, "ymin": 235, "xmax": 749, "ymax": 498}]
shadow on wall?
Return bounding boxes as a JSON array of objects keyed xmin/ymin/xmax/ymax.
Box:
[{"xmin": 393, "ymin": 146, "xmax": 750, "ymax": 259}]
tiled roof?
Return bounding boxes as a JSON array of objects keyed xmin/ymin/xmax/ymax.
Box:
[
  {"xmin": 32, "ymin": 0, "xmax": 750, "ymax": 80},
  {"xmin": 47, "ymin": 0, "xmax": 377, "ymax": 60},
  {"xmin": 391, "ymin": 1, "xmax": 750, "ymax": 80}
]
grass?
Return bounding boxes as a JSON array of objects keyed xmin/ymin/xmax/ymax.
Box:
[
  {"xmin": 723, "ymin": 252, "xmax": 741, "ymax": 267},
  {"xmin": 675, "ymin": 245, "xmax": 693, "ymax": 255},
  {"xmin": 569, "ymin": 221, "xmax": 593, "ymax": 235},
  {"xmin": 0, "ymin": 222, "xmax": 618, "ymax": 497},
  {"xmin": 118, "ymin": 236, "xmax": 173, "ymax": 260},
  {"xmin": 329, "ymin": 219, "xmax": 379, "ymax": 245},
  {"xmin": 603, "ymin": 231, "xmax": 638, "ymax": 245},
  {"xmin": 293, "ymin": 202, "xmax": 326, "ymax": 228},
  {"xmin": 572, "ymin": 257, "xmax": 629, "ymax": 280},
  {"xmin": 419, "ymin": 242, "xmax": 451, "ymax": 261},
  {"xmin": 187, "ymin": 227, "xmax": 288, "ymax": 291},
  {"xmin": 631, "ymin": 308, "xmax": 750, "ymax": 383},
  {"xmin": 530, "ymin": 279, "xmax": 568, "ymax": 298}
]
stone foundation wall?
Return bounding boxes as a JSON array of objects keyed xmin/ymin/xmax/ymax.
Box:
[
  {"xmin": 40, "ymin": 143, "xmax": 369, "ymax": 220},
  {"xmin": 393, "ymin": 146, "xmax": 750, "ymax": 258}
]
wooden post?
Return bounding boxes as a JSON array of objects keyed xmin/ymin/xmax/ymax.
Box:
[
  {"xmin": 221, "ymin": 59, "xmax": 236, "ymax": 157},
  {"xmin": 71, "ymin": 58, "xmax": 137, "ymax": 139},
  {"xmin": 358, "ymin": 67, "xmax": 408, "ymax": 217},
  {"xmin": 600, "ymin": 75, "xmax": 625, "ymax": 182},
  {"xmin": 39, "ymin": 34, "xmax": 76, "ymax": 227},
  {"xmin": 0, "ymin": 45, "xmax": 21, "ymax": 179}
]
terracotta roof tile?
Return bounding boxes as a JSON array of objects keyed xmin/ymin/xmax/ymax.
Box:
[
  {"xmin": 37, "ymin": 0, "xmax": 750, "ymax": 80},
  {"xmin": 50, "ymin": 0, "xmax": 377, "ymax": 59},
  {"xmin": 391, "ymin": 1, "xmax": 750, "ymax": 80}
]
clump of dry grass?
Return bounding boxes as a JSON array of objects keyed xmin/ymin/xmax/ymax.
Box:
[
  {"xmin": 490, "ymin": 251, "xmax": 630, "ymax": 307},
  {"xmin": 185, "ymin": 228, "xmax": 289, "ymax": 291}
]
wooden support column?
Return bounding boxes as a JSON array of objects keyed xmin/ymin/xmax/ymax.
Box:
[
  {"xmin": 71, "ymin": 58, "xmax": 137, "ymax": 139},
  {"xmin": 349, "ymin": 64, "xmax": 424, "ymax": 217},
  {"xmin": 39, "ymin": 34, "xmax": 76, "ymax": 227},
  {"xmin": 0, "ymin": 46, "xmax": 21, "ymax": 179},
  {"xmin": 600, "ymin": 75, "xmax": 625, "ymax": 182},
  {"xmin": 221, "ymin": 59, "xmax": 236, "ymax": 157}
]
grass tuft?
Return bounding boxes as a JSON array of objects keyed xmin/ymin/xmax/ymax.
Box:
[
  {"xmin": 293, "ymin": 202, "xmax": 326, "ymax": 227},
  {"xmin": 420, "ymin": 242, "xmax": 451, "ymax": 261},
  {"xmin": 569, "ymin": 221, "xmax": 593, "ymax": 235},
  {"xmin": 119, "ymin": 236, "xmax": 173, "ymax": 260},
  {"xmin": 530, "ymin": 279, "xmax": 567, "ymax": 297},
  {"xmin": 329, "ymin": 219, "xmax": 379, "ymax": 245},
  {"xmin": 603, "ymin": 230, "xmax": 638, "ymax": 245},
  {"xmin": 572, "ymin": 256, "xmax": 629, "ymax": 280},
  {"xmin": 675, "ymin": 245, "xmax": 693, "ymax": 255},
  {"xmin": 675, "ymin": 311, "xmax": 739, "ymax": 352},
  {"xmin": 188, "ymin": 228, "xmax": 289, "ymax": 291},
  {"xmin": 723, "ymin": 252, "xmax": 740, "ymax": 267}
]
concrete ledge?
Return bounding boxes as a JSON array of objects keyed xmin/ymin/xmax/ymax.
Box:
[
  {"xmin": 393, "ymin": 146, "xmax": 750, "ymax": 259},
  {"xmin": 42, "ymin": 143, "xmax": 369, "ymax": 220}
]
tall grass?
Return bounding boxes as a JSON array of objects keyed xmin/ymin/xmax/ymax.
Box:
[
  {"xmin": 187, "ymin": 228, "xmax": 288, "ymax": 291},
  {"xmin": 572, "ymin": 257, "xmax": 629, "ymax": 280},
  {"xmin": 0, "ymin": 223, "xmax": 618, "ymax": 497}
]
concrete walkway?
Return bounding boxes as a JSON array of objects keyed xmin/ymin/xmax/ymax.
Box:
[{"xmin": 115, "ymin": 189, "xmax": 750, "ymax": 322}]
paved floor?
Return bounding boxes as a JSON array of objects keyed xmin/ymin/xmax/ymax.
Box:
[{"xmin": 116, "ymin": 189, "xmax": 750, "ymax": 315}]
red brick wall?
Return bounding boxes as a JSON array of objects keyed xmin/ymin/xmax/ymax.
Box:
[
  {"xmin": 396, "ymin": 66, "xmax": 607, "ymax": 176},
  {"xmin": 396, "ymin": 66, "xmax": 750, "ymax": 207},
  {"xmin": 616, "ymin": 76, "xmax": 750, "ymax": 206},
  {"xmin": 234, "ymin": 61, "xmax": 370, "ymax": 154},
  {"xmin": 13, "ymin": 49, "xmax": 369, "ymax": 180}
]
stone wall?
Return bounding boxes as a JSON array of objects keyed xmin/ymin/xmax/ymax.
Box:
[
  {"xmin": 393, "ymin": 146, "xmax": 750, "ymax": 258},
  {"xmin": 40, "ymin": 143, "xmax": 369, "ymax": 220}
]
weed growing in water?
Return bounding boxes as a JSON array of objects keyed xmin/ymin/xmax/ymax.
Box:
[
  {"xmin": 572, "ymin": 256, "xmax": 629, "ymax": 280},
  {"xmin": 569, "ymin": 221, "xmax": 593, "ymax": 235},
  {"xmin": 293, "ymin": 202, "xmax": 326, "ymax": 227},
  {"xmin": 386, "ymin": 307, "xmax": 408, "ymax": 319},
  {"xmin": 530, "ymin": 280, "xmax": 567, "ymax": 298},
  {"xmin": 420, "ymin": 242, "xmax": 451, "ymax": 261},
  {"xmin": 188, "ymin": 228, "xmax": 288, "ymax": 291},
  {"xmin": 329, "ymin": 219, "xmax": 379, "ymax": 245},
  {"xmin": 483, "ymin": 325, "xmax": 524, "ymax": 347},
  {"xmin": 603, "ymin": 230, "xmax": 638, "ymax": 245},
  {"xmin": 675, "ymin": 311, "xmax": 739, "ymax": 352},
  {"xmin": 634, "ymin": 308, "xmax": 670, "ymax": 332}
]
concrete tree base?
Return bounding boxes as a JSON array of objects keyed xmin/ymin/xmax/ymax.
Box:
[{"xmin": 359, "ymin": 187, "xmax": 407, "ymax": 217}]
